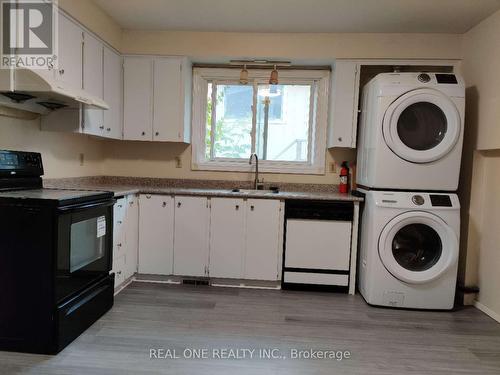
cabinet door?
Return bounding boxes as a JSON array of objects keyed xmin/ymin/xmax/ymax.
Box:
[
  {"xmin": 124, "ymin": 194, "xmax": 139, "ymax": 279},
  {"xmin": 113, "ymin": 197, "xmax": 127, "ymax": 273},
  {"xmin": 328, "ymin": 60, "xmax": 360, "ymax": 148},
  {"xmin": 103, "ymin": 46, "xmax": 123, "ymax": 139},
  {"xmin": 123, "ymin": 57, "xmax": 153, "ymax": 141},
  {"xmin": 209, "ymin": 198, "xmax": 245, "ymax": 278},
  {"xmin": 173, "ymin": 196, "xmax": 209, "ymax": 277},
  {"xmin": 244, "ymin": 199, "xmax": 281, "ymax": 280},
  {"xmin": 138, "ymin": 195, "xmax": 174, "ymax": 275},
  {"xmin": 82, "ymin": 32, "xmax": 104, "ymax": 136},
  {"xmin": 57, "ymin": 13, "xmax": 82, "ymax": 89},
  {"xmin": 153, "ymin": 58, "xmax": 182, "ymax": 142}
]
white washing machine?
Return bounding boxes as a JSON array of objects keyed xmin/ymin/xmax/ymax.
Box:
[
  {"xmin": 358, "ymin": 190, "xmax": 460, "ymax": 310},
  {"xmin": 356, "ymin": 72, "xmax": 465, "ymax": 191}
]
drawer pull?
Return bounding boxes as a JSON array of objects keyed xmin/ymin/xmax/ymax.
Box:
[
  {"xmin": 251, "ymin": 205, "xmax": 254, "ymax": 211},
  {"xmin": 162, "ymin": 201, "xmax": 167, "ymax": 207},
  {"xmin": 177, "ymin": 202, "xmax": 182, "ymax": 208},
  {"xmin": 235, "ymin": 205, "xmax": 239, "ymax": 210}
]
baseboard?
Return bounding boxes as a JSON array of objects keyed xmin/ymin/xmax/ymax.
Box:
[{"xmin": 474, "ymin": 301, "xmax": 500, "ymax": 323}]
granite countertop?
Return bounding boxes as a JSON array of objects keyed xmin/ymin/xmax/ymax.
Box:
[{"xmin": 43, "ymin": 177, "xmax": 364, "ymax": 202}]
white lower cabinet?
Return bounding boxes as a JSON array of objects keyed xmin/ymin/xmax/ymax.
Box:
[
  {"xmin": 209, "ymin": 198, "xmax": 245, "ymax": 278},
  {"xmin": 130, "ymin": 195, "xmax": 282, "ymax": 282},
  {"xmin": 112, "ymin": 194, "xmax": 139, "ymax": 288},
  {"xmin": 208, "ymin": 198, "xmax": 282, "ymax": 281},
  {"xmin": 138, "ymin": 194, "xmax": 174, "ymax": 275},
  {"xmin": 244, "ymin": 199, "xmax": 281, "ymax": 280},
  {"xmin": 124, "ymin": 195, "xmax": 139, "ymax": 279},
  {"xmin": 173, "ymin": 196, "xmax": 210, "ymax": 277}
]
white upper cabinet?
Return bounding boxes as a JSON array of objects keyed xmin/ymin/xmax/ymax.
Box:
[
  {"xmin": 328, "ymin": 60, "xmax": 360, "ymax": 148},
  {"xmin": 173, "ymin": 196, "xmax": 210, "ymax": 277},
  {"xmin": 123, "ymin": 56, "xmax": 191, "ymax": 143},
  {"xmin": 123, "ymin": 57, "xmax": 153, "ymax": 141},
  {"xmin": 82, "ymin": 32, "xmax": 104, "ymax": 136},
  {"xmin": 103, "ymin": 46, "xmax": 123, "ymax": 139},
  {"xmin": 244, "ymin": 199, "xmax": 281, "ymax": 280},
  {"xmin": 153, "ymin": 58, "xmax": 182, "ymax": 142},
  {"xmin": 57, "ymin": 13, "xmax": 83, "ymax": 90},
  {"xmin": 138, "ymin": 194, "xmax": 175, "ymax": 275},
  {"xmin": 209, "ymin": 198, "xmax": 245, "ymax": 278}
]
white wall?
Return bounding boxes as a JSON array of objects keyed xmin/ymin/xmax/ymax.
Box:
[{"xmin": 460, "ymin": 8, "xmax": 500, "ymax": 318}]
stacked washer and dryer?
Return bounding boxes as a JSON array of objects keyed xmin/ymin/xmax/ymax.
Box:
[{"xmin": 356, "ymin": 72, "xmax": 465, "ymax": 310}]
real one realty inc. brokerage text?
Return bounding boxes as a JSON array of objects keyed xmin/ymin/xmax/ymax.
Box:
[{"xmin": 150, "ymin": 348, "xmax": 352, "ymax": 361}]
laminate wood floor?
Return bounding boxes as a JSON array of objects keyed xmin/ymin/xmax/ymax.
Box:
[{"xmin": 1, "ymin": 282, "xmax": 500, "ymax": 375}]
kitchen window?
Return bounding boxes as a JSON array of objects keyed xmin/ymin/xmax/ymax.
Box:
[{"xmin": 192, "ymin": 68, "xmax": 330, "ymax": 174}]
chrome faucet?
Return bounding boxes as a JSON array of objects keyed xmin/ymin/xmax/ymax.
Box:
[{"xmin": 249, "ymin": 153, "xmax": 259, "ymax": 190}]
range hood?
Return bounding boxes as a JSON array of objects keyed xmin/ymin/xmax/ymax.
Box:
[{"xmin": 0, "ymin": 68, "xmax": 108, "ymax": 115}]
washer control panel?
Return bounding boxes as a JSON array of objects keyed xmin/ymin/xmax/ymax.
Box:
[{"xmin": 430, "ymin": 194, "xmax": 453, "ymax": 207}]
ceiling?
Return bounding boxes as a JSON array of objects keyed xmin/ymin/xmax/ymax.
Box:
[{"xmin": 93, "ymin": 0, "xmax": 500, "ymax": 33}]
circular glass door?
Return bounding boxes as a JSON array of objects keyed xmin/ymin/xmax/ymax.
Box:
[
  {"xmin": 392, "ymin": 223, "xmax": 442, "ymax": 271},
  {"xmin": 383, "ymin": 89, "xmax": 461, "ymax": 163},
  {"xmin": 378, "ymin": 212, "xmax": 458, "ymax": 284}
]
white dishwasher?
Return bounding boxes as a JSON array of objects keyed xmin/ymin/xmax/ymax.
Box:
[{"xmin": 282, "ymin": 200, "xmax": 353, "ymax": 291}]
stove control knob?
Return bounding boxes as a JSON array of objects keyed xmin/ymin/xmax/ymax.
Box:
[
  {"xmin": 418, "ymin": 73, "xmax": 431, "ymax": 83},
  {"xmin": 412, "ymin": 195, "xmax": 425, "ymax": 205}
]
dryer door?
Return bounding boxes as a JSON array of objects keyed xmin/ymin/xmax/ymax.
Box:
[
  {"xmin": 378, "ymin": 211, "xmax": 458, "ymax": 284},
  {"xmin": 383, "ymin": 88, "xmax": 461, "ymax": 163}
]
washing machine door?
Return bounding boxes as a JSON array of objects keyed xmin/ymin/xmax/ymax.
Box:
[
  {"xmin": 383, "ymin": 88, "xmax": 461, "ymax": 163},
  {"xmin": 378, "ymin": 211, "xmax": 458, "ymax": 284}
]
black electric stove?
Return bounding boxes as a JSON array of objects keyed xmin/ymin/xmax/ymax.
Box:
[{"xmin": 0, "ymin": 150, "xmax": 115, "ymax": 354}]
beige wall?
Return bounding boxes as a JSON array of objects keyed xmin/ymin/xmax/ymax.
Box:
[
  {"xmin": 0, "ymin": 114, "xmax": 105, "ymax": 178},
  {"xmin": 59, "ymin": 0, "xmax": 122, "ymax": 50},
  {"xmin": 460, "ymin": 9, "xmax": 500, "ymax": 318},
  {"xmin": 121, "ymin": 30, "xmax": 461, "ymax": 60}
]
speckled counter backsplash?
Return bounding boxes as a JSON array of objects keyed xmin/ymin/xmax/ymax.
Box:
[{"xmin": 43, "ymin": 176, "xmax": 340, "ymax": 193}]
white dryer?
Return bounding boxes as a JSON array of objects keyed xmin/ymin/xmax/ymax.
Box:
[
  {"xmin": 358, "ymin": 190, "xmax": 460, "ymax": 310},
  {"xmin": 356, "ymin": 72, "xmax": 465, "ymax": 191}
]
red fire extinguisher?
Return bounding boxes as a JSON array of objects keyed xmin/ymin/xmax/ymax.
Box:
[{"xmin": 339, "ymin": 161, "xmax": 349, "ymax": 194}]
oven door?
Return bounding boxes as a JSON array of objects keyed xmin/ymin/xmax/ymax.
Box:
[{"xmin": 56, "ymin": 199, "xmax": 114, "ymax": 303}]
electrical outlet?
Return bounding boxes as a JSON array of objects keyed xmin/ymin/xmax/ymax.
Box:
[
  {"xmin": 79, "ymin": 153, "xmax": 84, "ymax": 166},
  {"xmin": 175, "ymin": 156, "xmax": 182, "ymax": 168},
  {"xmin": 330, "ymin": 162, "xmax": 336, "ymax": 173}
]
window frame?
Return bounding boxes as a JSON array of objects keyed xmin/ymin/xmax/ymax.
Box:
[{"xmin": 191, "ymin": 68, "xmax": 330, "ymax": 174}]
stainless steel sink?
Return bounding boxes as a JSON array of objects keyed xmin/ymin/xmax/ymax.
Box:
[{"xmin": 230, "ymin": 188, "xmax": 280, "ymax": 195}]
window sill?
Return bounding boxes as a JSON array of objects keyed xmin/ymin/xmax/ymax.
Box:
[{"xmin": 192, "ymin": 161, "xmax": 325, "ymax": 175}]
